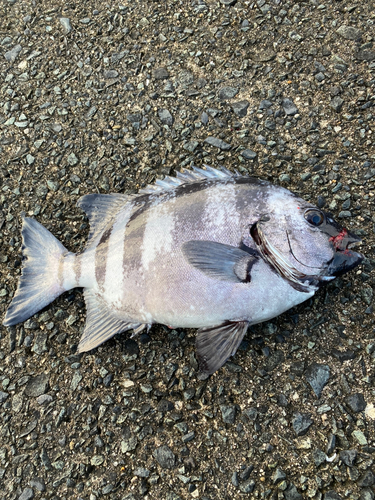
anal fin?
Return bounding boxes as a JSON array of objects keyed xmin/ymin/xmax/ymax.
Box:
[
  {"xmin": 77, "ymin": 289, "xmax": 148, "ymax": 352},
  {"xmin": 196, "ymin": 321, "xmax": 249, "ymax": 375}
]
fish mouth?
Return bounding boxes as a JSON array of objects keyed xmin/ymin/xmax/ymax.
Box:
[
  {"xmin": 250, "ymin": 222, "xmax": 315, "ymax": 293},
  {"xmin": 326, "ymin": 229, "xmax": 364, "ymax": 277}
]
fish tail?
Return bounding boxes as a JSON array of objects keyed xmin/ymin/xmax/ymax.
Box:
[{"xmin": 3, "ymin": 217, "xmax": 77, "ymax": 326}]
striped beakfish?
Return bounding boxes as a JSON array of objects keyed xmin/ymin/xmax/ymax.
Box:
[{"xmin": 3, "ymin": 166, "xmax": 364, "ymax": 374}]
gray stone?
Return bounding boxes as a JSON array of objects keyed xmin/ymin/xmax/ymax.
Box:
[
  {"xmin": 220, "ymin": 0, "xmax": 237, "ymax": 5},
  {"xmin": 18, "ymin": 488, "xmax": 34, "ymax": 500},
  {"xmin": 220, "ymin": 405, "xmax": 236, "ymax": 424},
  {"xmin": 330, "ymin": 96, "xmax": 344, "ymax": 112},
  {"xmin": 0, "ymin": 391, "xmax": 9, "ymax": 403},
  {"xmin": 239, "ymin": 479, "xmax": 255, "ymax": 493},
  {"xmin": 5, "ymin": 44, "xmax": 22, "ymax": 63},
  {"xmin": 204, "ymin": 137, "xmax": 231, "ymax": 150},
  {"xmin": 358, "ymin": 470, "xmax": 375, "ymax": 488},
  {"xmin": 153, "ymin": 445, "xmax": 175, "ymax": 469},
  {"xmin": 305, "ymin": 363, "xmax": 330, "ymax": 397},
  {"xmin": 133, "ymin": 467, "xmax": 150, "ymax": 477},
  {"xmin": 324, "ymin": 492, "xmax": 342, "ymax": 500},
  {"xmin": 282, "ymin": 98, "xmax": 298, "ymax": 116},
  {"xmin": 232, "ymin": 100, "xmax": 249, "ymax": 117},
  {"xmin": 259, "ymin": 99, "xmax": 272, "ymax": 110},
  {"xmin": 273, "ymin": 468, "xmax": 286, "ymax": 484},
  {"xmin": 67, "ymin": 152, "xmax": 79, "ymax": 166},
  {"xmin": 104, "ymin": 70, "xmax": 119, "ymax": 79},
  {"xmin": 284, "ymin": 483, "xmax": 303, "ymax": 500},
  {"xmin": 153, "ymin": 67, "xmax": 169, "ymax": 79},
  {"xmin": 337, "ymin": 25, "xmax": 362, "ymax": 40},
  {"xmin": 339, "ymin": 449, "xmax": 357, "ymax": 467},
  {"xmin": 346, "ymin": 393, "xmax": 366, "ymax": 413},
  {"xmin": 158, "ymin": 108, "xmax": 173, "ymax": 126},
  {"xmin": 292, "ymin": 413, "xmax": 313, "ymax": 436},
  {"xmin": 241, "ymin": 149, "xmax": 257, "ymax": 160},
  {"xmin": 59, "ymin": 17, "xmax": 72, "ymax": 33},
  {"xmin": 313, "ymin": 448, "xmax": 326, "ymax": 467},
  {"xmin": 24, "ymin": 374, "xmax": 49, "ymax": 397},
  {"xmin": 218, "ymin": 86, "xmax": 238, "ymax": 100},
  {"xmin": 360, "ymin": 489, "xmax": 375, "ymax": 500},
  {"xmin": 30, "ymin": 478, "xmax": 46, "ymax": 491},
  {"xmin": 356, "ymin": 50, "xmax": 375, "ymax": 61}
]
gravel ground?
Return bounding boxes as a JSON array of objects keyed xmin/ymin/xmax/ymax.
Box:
[{"xmin": 0, "ymin": 0, "xmax": 375, "ymax": 499}]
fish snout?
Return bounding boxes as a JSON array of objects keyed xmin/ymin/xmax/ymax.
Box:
[{"xmin": 327, "ymin": 228, "xmax": 364, "ymax": 277}]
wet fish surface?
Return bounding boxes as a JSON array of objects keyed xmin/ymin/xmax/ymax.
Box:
[{"xmin": 3, "ymin": 166, "xmax": 364, "ymax": 374}]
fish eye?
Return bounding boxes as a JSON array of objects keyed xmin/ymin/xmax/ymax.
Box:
[{"xmin": 304, "ymin": 209, "xmax": 324, "ymax": 227}]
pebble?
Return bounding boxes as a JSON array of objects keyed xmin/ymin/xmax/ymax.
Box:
[
  {"xmin": 324, "ymin": 492, "xmax": 342, "ymax": 500},
  {"xmin": 158, "ymin": 108, "xmax": 173, "ymax": 126},
  {"xmin": 4, "ymin": 44, "xmax": 22, "ymax": 63},
  {"xmin": 153, "ymin": 67, "xmax": 169, "ymax": 80},
  {"xmin": 346, "ymin": 393, "xmax": 366, "ymax": 413},
  {"xmin": 336, "ymin": 25, "xmax": 362, "ymax": 40},
  {"xmin": 59, "ymin": 18, "xmax": 72, "ymax": 33},
  {"xmin": 153, "ymin": 446, "xmax": 175, "ymax": 469},
  {"xmin": 241, "ymin": 149, "xmax": 257, "ymax": 160},
  {"xmin": 282, "ymin": 98, "xmax": 298, "ymax": 116},
  {"xmin": 220, "ymin": 405, "xmax": 236, "ymax": 424},
  {"xmin": 18, "ymin": 488, "xmax": 34, "ymax": 500},
  {"xmin": 292, "ymin": 413, "xmax": 313, "ymax": 436},
  {"xmin": 24, "ymin": 374, "xmax": 49, "ymax": 397},
  {"xmin": 339, "ymin": 449, "xmax": 357, "ymax": 467},
  {"xmin": 218, "ymin": 87, "xmax": 239, "ymax": 100},
  {"xmin": 273, "ymin": 468, "xmax": 286, "ymax": 484},
  {"xmin": 305, "ymin": 363, "xmax": 330, "ymax": 398},
  {"xmin": 330, "ymin": 96, "xmax": 344, "ymax": 112},
  {"xmin": 232, "ymin": 100, "xmax": 249, "ymax": 117},
  {"xmin": 239, "ymin": 479, "xmax": 255, "ymax": 493},
  {"xmin": 204, "ymin": 137, "xmax": 231, "ymax": 150}
]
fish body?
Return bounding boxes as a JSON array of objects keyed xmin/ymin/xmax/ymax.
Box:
[{"xmin": 3, "ymin": 167, "xmax": 363, "ymax": 374}]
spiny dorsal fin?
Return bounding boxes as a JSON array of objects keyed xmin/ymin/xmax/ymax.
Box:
[
  {"xmin": 77, "ymin": 193, "xmax": 130, "ymax": 244},
  {"xmin": 138, "ymin": 165, "xmax": 240, "ymax": 195}
]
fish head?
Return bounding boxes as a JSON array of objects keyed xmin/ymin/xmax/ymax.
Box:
[{"xmin": 250, "ymin": 189, "xmax": 364, "ymax": 290}]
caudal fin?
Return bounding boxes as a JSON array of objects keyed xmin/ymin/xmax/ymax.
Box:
[{"xmin": 3, "ymin": 217, "xmax": 71, "ymax": 326}]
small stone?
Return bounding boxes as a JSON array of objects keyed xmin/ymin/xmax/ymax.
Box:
[
  {"xmin": 158, "ymin": 108, "xmax": 173, "ymax": 126},
  {"xmin": 241, "ymin": 149, "xmax": 257, "ymax": 160},
  {"xmin": 346, "ymin": 393, "xmax": 366, "ymax": 413},
  {"xmin": 183, "ymin": 141, "xmax": 199, "ymax": 153},
  {"xmin": 273, "ymin": 468, "xmax": 286, "ymax": 485},
  {"xmin": 201, "ymin": 111, "xmax": 209, "ymax": 125},
  {"xmin": 326, "ymin": 434, "xmax": 336, "ymax": 454},
  {"xmin": 313, "ymin": 449, "xmax": 326, "ymax": 467},
  {"xmin": 121, "ymin": 436, "xmax": 138, "ymax": 453},
  {"xmin": 5, "ymin": 44, "xmax": 22, "ymax": 63},
  {"xmin": 67, "ymin": 152, "xmax": 79, "ymax": 166},
  {"xmin": 282, "ymin": 98, "xmax": 298, "ymax": 116},
  {"xmin": 30, "ymin": 478, "xmax": 46, "ymax": 491},
  {"xmin": 134, "ymin": 467, "xmax": 150, "ymax": 478},
  {"xmin": 339, "ymin": 449, "xmax": 357, "ymax": 467},
  {"xmin": 204, "ymin": 137, "xmax": 231, "ymax": 150},
  {"xmin": 220, "ymin": 405, "xmax": 236, "ymax": 424},
  {"xmin": 232, "ymin": 100, "xmax": 249, "ymax": 117},
  {"xmin": 0, "ymin": 391, "xmax": 9, "ymax": 403},
  {"xmin": 292, "ymin": 413, "xmax": 313, "ymax": 436},
  {"xmin": 324, "ymin": 492, "xmax": 342, "ymax": 500},
  {"xmin": 157, "ymin": 399, "xmax": 174, "ymax": 412},
  {"xmin": 305, "ymin": 363, "xmax": 330, "ymax": 398},
  {"xmin": 104, "ymin": 70, "xmax": 118, "ymax": 79},
  {"xmin": 239, "ymin": 479, "xmax": 255, "ymax": 493},
  {"xmin": 18, "ymin": 488, "xmax": 34, "ymax": 500},
  {"xmin": 336, "ymin": 25, "xmax": 362, "ymax": 41},
  {"xmin": 356, "ymin": 49, "xmax": 375, "ymax": 61},
  {"xmin": 218, "ymin": 86, "xmax": 238, "ymax": 100},
  {"xmin": 284, "ymin": 483, "xmax": 303, "ymax": 500},
  {"xmin": 330, "ymin": 96, "xmax": 344, "ymax": 112},
  {"xmin": 259, "ymin": 100, "xmax": 272, "ymax": 110},
  {"xmin": 59, "ymin": 17, "xmax": 72, "ymax": 33},
  {"xmin": 352, "ymin": 430, "xmax": 367, "ymax": 445},
  {"xmin": 153, "ymin": 445, "xmax": 175, "ymax": 469},
  {"xmin": 36, "ymin": 394, "xmax": 53, "ymax": 405},
  {"xmin": 358, "ymin": 470, "xmax": 375, "ymax": 488},
  {"xmin": 24, "ymin": 374, "xmax": 49, "ymax": 397},
  {"xmin": 231, "ymin": 471, "xmax": 239, "ymax": 487},
  {"xmin": 90, "ymin": 455, "xmax": 104, "ymax": 466},
  {"xmin": 220, "ymin": 0, "xmax": 237, "ymax": 5},
  {"xmin": 153, "ymin": 67, "xmax": 169, "ymax": 79}
]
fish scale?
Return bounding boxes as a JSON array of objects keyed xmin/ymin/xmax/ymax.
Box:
[{"xmin": 3, "ymin": 166, "xmax": 364, "ymax": 375}]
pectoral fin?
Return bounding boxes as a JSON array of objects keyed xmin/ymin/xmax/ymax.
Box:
[
  {"xmin": 182, "ymin": 240, "xmax": 258, "ymax": 283},
  {"xmin": 196, "ymin": 321, "xmax": 249, "ymax": 375}
]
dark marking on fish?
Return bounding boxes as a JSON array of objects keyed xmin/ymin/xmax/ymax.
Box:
[{"xmin": 95, "ymin": 226, "xmax": 113, "ymax": 291}]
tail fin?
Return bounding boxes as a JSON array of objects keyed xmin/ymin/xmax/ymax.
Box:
[{"xmin": 3, "ymin": 217, "xmax": 71, "ymax": 326}]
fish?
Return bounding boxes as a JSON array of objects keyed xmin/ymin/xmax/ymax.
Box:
[{"xmin": 3, "ymin": 166, "xmax": 364, "ymax": 374}]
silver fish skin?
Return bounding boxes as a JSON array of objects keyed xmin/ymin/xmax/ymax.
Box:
[{"xmin": 3, "ymin": 166, "xmax": 364, "ymax": 374}]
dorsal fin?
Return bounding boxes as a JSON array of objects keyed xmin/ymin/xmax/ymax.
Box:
[
  {"xmin": 77, "ymin": 193, "xmax": 130, "ymax": 244},
  {"xmin": 138, "ymin": 165, "xmax": 239, "ymax": 195}
]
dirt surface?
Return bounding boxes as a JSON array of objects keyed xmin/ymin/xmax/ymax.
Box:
[{"xmin": 0, "ymin": 1, "xmax": 374, "ymax": 499}]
